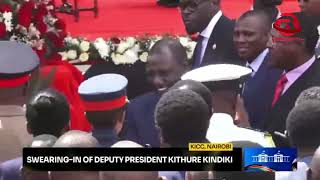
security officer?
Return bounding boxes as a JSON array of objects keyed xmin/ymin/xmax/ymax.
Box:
[
  {"xmin": 78, "ymin": 74, "xmax": 128, "ymax": 147},
  {"xmin": 0, "ymin": 41, "xmax": 40, "ymax": 162},
  {"xmin": 181, "ymin": 64, "xmax": 275, "ymax": 147}
]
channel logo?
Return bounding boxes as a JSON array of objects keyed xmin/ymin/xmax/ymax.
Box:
[{"xmin": 244, "ymin": 148, "xmax": 297, "ymax": 172}]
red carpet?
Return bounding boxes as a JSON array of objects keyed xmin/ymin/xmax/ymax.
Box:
[{"xmin": 57, "ymin": 0, "xmax": 299, "ymax": 40}]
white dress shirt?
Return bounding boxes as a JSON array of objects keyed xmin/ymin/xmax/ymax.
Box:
[
  {"xmin": 276, "ymin": 156, "xmax": 312, "ymax": 180},
  {"xmin": 206, "ymin": 113, "xmax": 274, "ymax": 147},
  {"xmin": 199, "ymin": 10, "xmax": 223, "ymax": 64},
  {"xmin": 282, "ymin": 56, "xmax": 316, "ymax": 94},
  {"xmin": 246, "ymin": 49, "xmax": 269, "ymax": 77}
]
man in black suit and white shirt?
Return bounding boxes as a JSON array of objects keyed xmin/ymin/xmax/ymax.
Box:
[
  {"xmin": 179, "ymin": 0, "xmax": 242, "ymax": 69},
  {"xmin": 264, "ymin": 12, "xmax": 320, "ymax": 135}
]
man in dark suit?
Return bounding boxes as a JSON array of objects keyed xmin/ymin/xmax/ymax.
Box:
[
  {"xmin": 264, "ymin": 12, "xmax": 320, "ymax": 134},
  {"xmin": 179, "ymin": 0, "xmax": 242, "ymax": 69},
  {"xmin": 234, "ymin": 10, "xmax": 282, "ymax": 129},
  {"xmin": 120, "ymin": 38, "xmax": 189, "ymax": 147}
]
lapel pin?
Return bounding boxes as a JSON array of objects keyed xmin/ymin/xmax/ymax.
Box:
[{"xmin": 212, "ymin": 44, "xmax": 217, "ymax": 50}]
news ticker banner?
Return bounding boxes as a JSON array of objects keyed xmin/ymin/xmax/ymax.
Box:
[{"xmin": 23, "ymin": 143, "xmax": 297, "ymax": 172}]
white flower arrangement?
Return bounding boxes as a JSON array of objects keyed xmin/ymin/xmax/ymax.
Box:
[{"xmin": 60, "ymin": 36, "xmax": 196, "ymax": 65}]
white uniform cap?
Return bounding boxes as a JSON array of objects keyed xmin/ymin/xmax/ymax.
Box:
[{"xmin": 181, "ymin": 64, "xmax": 252, "ymax": 82}]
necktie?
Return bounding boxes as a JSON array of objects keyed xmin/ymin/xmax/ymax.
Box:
[
  {"xmin": 193, "ymin": 35, "xmax": 204, "ymax": 68},
  {"xmin": 271, "ymin": 74, "xmax": 288, "ymax": 107}
]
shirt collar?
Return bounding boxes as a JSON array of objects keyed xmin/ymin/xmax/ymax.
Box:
[
  {"xmin": 247, "ymin": 49, "xmax": 269, "ymax": 73},
  {"xmin": 285, "ymin": 56, "xmax": 316, "ymax": 84},
  {"xmin": 200, "ymin": 10, "xmax": 223, "ymax": 39},
  {"xmin": 208, "ymin": 113, "xmax": 235, "ymax": 129}
]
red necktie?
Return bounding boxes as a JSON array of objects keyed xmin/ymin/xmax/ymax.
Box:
[{"xmin": 272, "ymin": 74, "xmax": 288, "ymax": 107}]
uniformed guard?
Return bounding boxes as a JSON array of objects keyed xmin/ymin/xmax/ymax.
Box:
[
  {"xmin": 181, "ymin": 64, "xmax": 275, "ymax": 147},
  {"xmin": 78, "ymin": 73, "xmax": 128, "ymax": 147},
  {"xmin": 0, "ymin": 41, "xmax": 40, "ymax": 162}
]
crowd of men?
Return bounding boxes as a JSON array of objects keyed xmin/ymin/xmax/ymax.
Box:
[{"xmin": 1, "ymin": 0, "xmax": 320, "ymax": 179}]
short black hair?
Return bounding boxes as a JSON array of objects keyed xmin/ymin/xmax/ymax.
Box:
[
  {"xmin": 26, "ymin": 88, "xmax": 69, "ymax": 137},
  {"xmin": 155, "ymin": 89, "xmax": 210, "ymax": 147},
  {"xmin": 275, "ymin": 12, "xmax": 319, "ymax": 55},
  {"xmin": 86, "ymin": 108, "xmax": 125, "ymax": 128},
  {"xmin": 295, "ymin": 87, "xmax": 320, "ymax": 106},
  {"xmin": 286, "ymin": 100, "xmax": 320, "ymax": 149},
  {"xmin": 149, "ymin": 37, "xmax": 188, "ymax": 66},
  {"xmin": 170, "ymin": 80, "xmax": 212, "ymax": 114},
  {"xmin": 238, "ymin": 10, "xmax": 273, "ymax": 34}
]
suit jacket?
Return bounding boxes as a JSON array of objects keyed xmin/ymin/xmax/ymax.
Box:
[
  {"xmin": 242, "ymin": 53, "xmax": 282, "ymax": 130},
  {"xmin": 264, "ymin": 59, "xmax": 320, "ymax": 133},
  {"xmin": 120, "ymin": 92, "xmax": 162, "ymax": 147},
  {"xmin": 192, "ymin": 15, "xmax": 243, "ymax": 69},
  {"xmin": 0, "ymin": 157, "xmax": 22, "ymax": 180}
]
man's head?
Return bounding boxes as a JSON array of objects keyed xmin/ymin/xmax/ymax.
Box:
[
  {"xmin": 234, "ymin": 10, "xmax": 272, "ymax": 62},
  {"xmin": 52, "ymin": 131, "xmax": 99, "ymax": 180},
  {"xmin": 286, "ymin": 100, "xmax": 320, "ymax": 153},
  {"xmin": 308, "ymin": 146, "xmax": 320, "ymax": 180},
  {"xmin": 26, "ymin": 88, "xmax": 70, "ymax": 137},
  {"xmin": 170, "ymin": 80, "xmax": 213, "ymax": 114},
  {"xmin": 295, "ymin": 86, "xmax": 320, "ymax": 106},
  {"xmin": 79, "ymin": 74, "xmax": 128, "ymax": 134},
  {"xmin": 155, "ymin": 89, "xmax": 210, "ymax": 147},
  {"xmin": 268, "ymin": 12, "xmax": 319, "ymax": 71},
  {"xmin": 304, "ymin": 0, "xmax": 320, "ymax": 16},
  {"xmin": 179, "ymin": 0, "xmax": 221, "ymax": 34},
  {"xmin": 0, "ymin": 41, "xmax": 39, "ymax": 104},
  {"xmin": 146, "ymin": 38, "xmax": 188, "ymax": 92},
  {"xmin": 53, "ymin": 130, "xmax": 98, "ymax": 147},
  {"xmin": 85, "ymin": 108, "xmax": 125, "ymax": 134}
]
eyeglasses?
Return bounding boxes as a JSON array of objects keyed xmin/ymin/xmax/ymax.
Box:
[{"xmin": 297, "ymin": 0, "xmax": 309, "ymax": 2}]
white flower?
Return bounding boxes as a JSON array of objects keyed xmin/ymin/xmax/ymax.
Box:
[
  {"xmin": 3, "ymin": 12, "xmax": 12, "ymax": 32},
  {"xmin": 70, "ymin": 38, "xmax": 80, "ymax": 46},
  {"xmin": 64, "ymin": 36, "xmax": 74, "ymax": 43},
  {"xmin": 126, "ymin": 37, "xmax": 136, "ymax": 47},
  {"xmin": 79, "ymin": 53, "xmax": 89, "ymax": 62},
  {"xmin": 139, "ymin": 52, "xmax": 148, "ymax": 62},
  {"xmin": 80, "ymin": 40, "xmax": 90, "ymax": 52},
  {"xmin": 132, "ymin": 44, "xmax": 141, "ymax": 54},
  {"xmin": 123, "ymin": 50, "xmax": 138, "ymax": 64},
  {"xmin": 117, "ymin": 43, "xmax": 130, "ymax": 54},
  {"xmin": 59, "ymin": 51, "xmax": 69, "ymax": 61},
  {"xmin": 67, "ymin": 50, "xmax": 77, "ymax": 60},
  {"xmin": 179, "ymin": 37, "xmax": 189, "ymax": 47}
]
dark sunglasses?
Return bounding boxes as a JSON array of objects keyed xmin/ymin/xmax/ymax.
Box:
[{"xmin": 298, "ymin": 0, "xmax": 309, "ymax": 2}]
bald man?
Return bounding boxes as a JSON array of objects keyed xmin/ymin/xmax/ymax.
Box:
[
  {"xmin": 101, "ymin": 140, "xmax": 159, "ymax": 180},
  {"xmin": 121, "ymin": 37, "xmax": 189, "ymax": 147},
  {"xmin": 308, "ymin": 146, "xmax": 320, "ymax": 180},
  {"xmin": 51, "ymin": 130, "xmax": 100, "ymax": 180}
]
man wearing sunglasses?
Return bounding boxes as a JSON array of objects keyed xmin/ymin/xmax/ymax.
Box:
[
  {"xmin": 179, "ymin": 0, "xmax": 242, "ymax": 69},
  {"xmin": 263, "ymin": 12, "xmax": 320, "ymax": 136}
]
